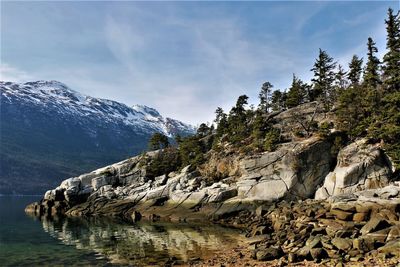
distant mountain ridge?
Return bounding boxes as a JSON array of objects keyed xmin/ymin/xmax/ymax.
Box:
[
  {"xmin": 0, "ymin": 80, "xmax": 195, "ymax": 194},
  {"xmin": 1, "ymin": 80, "xmax": 194, "ymax": 137}
]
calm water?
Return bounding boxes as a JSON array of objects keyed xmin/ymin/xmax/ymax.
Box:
[{"xmin": 0, "ymin": 196, "xmax": 242, "ymax": 266}]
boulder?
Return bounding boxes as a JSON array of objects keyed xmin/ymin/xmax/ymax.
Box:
[
  {"xmin": 91, "ymin": 175, "xmax": 118, "ymax": 190},
  {"xmin": 145, "ymin": 185, "xmax": 168, "ymax": 200},
  {"xmin": 78, "ymin": 172, "xmax": 99, "ymax": 186},
  {"xmin": 377, "ymin": 239, "xmax": 400, "ymax": 256},
  {"xmin": 255, "ymin": 247, "xmax": 283, "ymax": 261},
  {"xmin": 238, "ymin": 137, "xmax": 333, "ymax": 201},
  {"xmin": 315, "ymin": 139, "xmax": 393, "ymax": 200},
  {"xmin": 353, "ymin": 237, "xmax": 375, "ymax": 252},
  {"xmin": 387, "ymin": 225, "xmax": 400, "ymax": 241},
  {"xmin": 360, "ymin": 216, "xmax": 391, "ymax": 236},
  {"xmin": 60, "ymin": 177, "xmax": 81, "ymax": 190},
  {"xmin": 310, "ymin": 248, "xmax": 328, "ymax": 261},
  {"xmin": 331, "ymin": 237, "xmax": 353, "ymax": 251},
  {"xmin": 207, "ymin": 187, "xmax": 238, "ymax": 203},
  {"xmin": 154, "ymin": 174, "xmax": 168, "ymax": 187},
  {"xmin": 44, "ymin": 188, "xmax": 65, "ymax": 201}
]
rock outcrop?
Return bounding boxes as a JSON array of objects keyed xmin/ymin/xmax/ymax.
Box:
[
  {"xmin": 315, "ymin": 139, "xmax": 394, "ymax": 200},
  {"xmin": 27, "ymin": 136, "xmax": 339, "ymax": 221},
  {"xmin": 237, "ymin": 137, "xmax": 333, "ymax": 201}
]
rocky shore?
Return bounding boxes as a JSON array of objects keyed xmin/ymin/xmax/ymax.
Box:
[{"xmin": 26, "ymin": 104, "xmax": 400, "ymax": 266}]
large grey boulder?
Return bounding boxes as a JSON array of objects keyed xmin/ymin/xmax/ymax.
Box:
[
  {"xmin": 91, "ymin": 175, "xmax": 118, "ymax": 191},
  {"xmin": 237, "ymin": 137, "xmax": 334, "ymax": 201},
  {"xmin": 315, "ymin": 139, "xmax": 394, "ymax": 200}
]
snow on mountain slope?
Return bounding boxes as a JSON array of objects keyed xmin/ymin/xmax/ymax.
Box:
[
  {"xmin": 0, "ymin": 80, "xmax": 195, "ymax": 137},
  {"xmin": 0, "ymin": 80, "xmax": 196, "ymax": 194}
]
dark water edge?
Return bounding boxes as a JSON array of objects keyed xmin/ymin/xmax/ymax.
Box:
[
  {"xmin": 0, "ymin": 196, "xmax": 109, "ymax": 266},
  {"xmin": 0, "ymin": 196, "xmax": 243, "ymax": 266}
]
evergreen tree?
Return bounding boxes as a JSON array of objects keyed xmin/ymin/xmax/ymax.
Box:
[
  {"xmin": 334, "ymin": 65, "xmax": 348, "ymax": 102},
  {"xmin": 259, "ymin": 82, "xmax": 273, "ymax": 113},
  {"xmin": 310, "ymin": 49, "xmax": 337, "ymax": 106},
  {"xmin": 369, "ymin": 9, "xmax": 400, "ymax": 168},
  {"xmin": 148, "ymin": 133, "xmax": 169, "ymax": 151},
  {"xmin": 271, "ymin": 90, "xmax": 285, "ymax": 112},
  {"xmin": 382, "ymin": 8, "xmax": 400, "ymax": 92},
  {"xmin": 228, "ymin": 95, "xmax": 249, "ymax": 143},
  {"xmin": 231, "ymin": 95, "xmax": 249, "ymax": 116},
  {"xmin": 363, "ymin": 37, "xmax": 381, "ymax": 88},
  {"xmin": 347, "ymin": 55, "xmax": 363, "ymax": 86},
  {"xmin": 214, "ymin": 107, "xmax": 228, "ymax": 138},
  {"xmin": 179, "ymin": 136, "xmax": 205, "ymax": 167},
  {"xmin": 251, "ymin": 110, "xmax": 269, "ymax": 149},
  {"xmin": 197, "ymin": 123, "xmax": 210, "ymax": 137},
  {"xmin": 335, "ymin": 65, "xmax": 347, "ymax": 89},
  {"xmin": 336, "ymin": 85, "xmax": 368, "ymax": 138},
  {"xmin": 214, "ymin": 107, "xmax": 224, "ymax": 124},
  {"xmin": 369, "ymin": 91, "xmax": 400, "ymax": 168},
  {"xmin": 286, "ymin": 74, "xmax": 309, "ymax": 108},
  {"xmin": 362, "ymin": 37, "xmax": 382, "ymax": 116}
]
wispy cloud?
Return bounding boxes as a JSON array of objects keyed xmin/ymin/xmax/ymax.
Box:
[
  {"xmin": 1, "ymin": 1, "xmax": 397, "ymax": 124},
  {"xmin": 101, "ymin": 4, "xmax": 308, "ymax": 123}
]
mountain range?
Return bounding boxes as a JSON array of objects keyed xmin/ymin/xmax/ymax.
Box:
[{"xmin": 0, "ymin": 80, "xmax": 195, "ymax": 194}]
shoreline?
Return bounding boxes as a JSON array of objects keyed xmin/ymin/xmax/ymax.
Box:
[{"xmin": 26, "ymin": 188, "xmax": 400, "ymax": 267}]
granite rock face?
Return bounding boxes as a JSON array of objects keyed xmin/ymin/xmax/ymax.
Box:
[
  {"xmin": 315, "ymin": 139, "xmax": 394, "ymax": 200},
  {"xmin": 237, "ymin": 137, "xmax": 334, "ymax": 201},
  {"xmin": 28, "ymin": 134, "xmax": 398, "ymax": 223},
  {"xmin": 29, "ymin": 135, "xmax": 339, "ymax": 220}
]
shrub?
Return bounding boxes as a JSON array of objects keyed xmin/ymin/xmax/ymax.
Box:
[
  {"xmin": 264, "ymin": 128, "xmax": 281, "ymax": 152},
  {"xmin": 146, "ymin": 147, "xmax": 181, "ymax": 178}
]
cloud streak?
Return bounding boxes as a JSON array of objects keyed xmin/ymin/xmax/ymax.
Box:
[{"xmin": 1, "ymin": 1, "xmax": 397, "ymax": 125}]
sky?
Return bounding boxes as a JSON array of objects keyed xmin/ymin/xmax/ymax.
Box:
[{"xmin": 1, "ymin": 1, "xmax": 398, "ymax": 125}]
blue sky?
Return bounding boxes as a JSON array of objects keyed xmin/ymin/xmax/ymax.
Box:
[{"xmin": 1, "ymin": 1, "xmax": 398, "ymax": 125}]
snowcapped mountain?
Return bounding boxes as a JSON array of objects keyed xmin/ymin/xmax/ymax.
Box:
[
  {"xmin": 0, "ymin": 80, "xmax": 195, "ymax": 194},
  {"xmin": 1, "ymin": 80, "xmax": 195, "ymax": 137}
]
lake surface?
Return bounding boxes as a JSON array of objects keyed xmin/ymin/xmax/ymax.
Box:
[{"xmin": 0, "ymin": 196, "xmax": 243, "ymax": 266}]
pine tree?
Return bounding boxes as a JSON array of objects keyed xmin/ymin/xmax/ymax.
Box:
[
  {"xmin": 259, "ymin": 82, "xmax": 273, "ymax": 113},
  {"xmin": 363, "ymin": 37, "xmax": 381, "ymax": 88},
  {"xmin": 286, "ymin": 74, "xmax": 309, "ymax": 108},
  {"xmin": 251, "ymin": 110, "xmax": 269, "ymax": 149},
  {"xmin": 214, "ymin": 107, "xmax": 228, "ymax": 138},
  {"xmin": 335, "ymin": 65, "xmax": 347, "ymax": 89},
  {"xmin": 228, "ymin": 95, "xmax": 249, "ymax": 143},
  {"xmin": 382, "ymin": 8, "xmax": 400, "ymax": 92},
  {"xmin": 310, "ymin": 49, "xmax": 337, "ymax": 107},
  {"xmin": 271, "ymin": 90, "xmax": 286, "ymax": 112},
  {"xmin": 148, "ymin": 133, "xmax": 170, "ymax": 151},
  {"xmin": 197, "ymin": 123, "xmax": 210, "ymax": 137},
  {"xmin": 369, "ymin": 9, "xmax": 400, "ymax": 168},
  {"xmin": 231, "ymin": 95, "xmax": 248, "ymax": 116},
  {"xmin": 347, "ymin": 55, "xmax": 363, "ymax": 86},
  {"xmin": 333, "ymin": 65, "xmax": 348, "ymax": 102},
  {"xmin": 336, "ymin": 85, "xmax": 368, "ymax": 138},
  {"xmin": 362, "ymin": 37, "xmax": 382, "ymax": 117}
]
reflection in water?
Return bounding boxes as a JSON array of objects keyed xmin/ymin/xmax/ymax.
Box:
[{"xmin": 39, "ymin": 216, "xmax": 243, "ymax": 266}]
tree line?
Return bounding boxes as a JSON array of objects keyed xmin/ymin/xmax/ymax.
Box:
[{"xmin": 148, "ymin": 8, "xmax": 400, "ymax": 173}]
